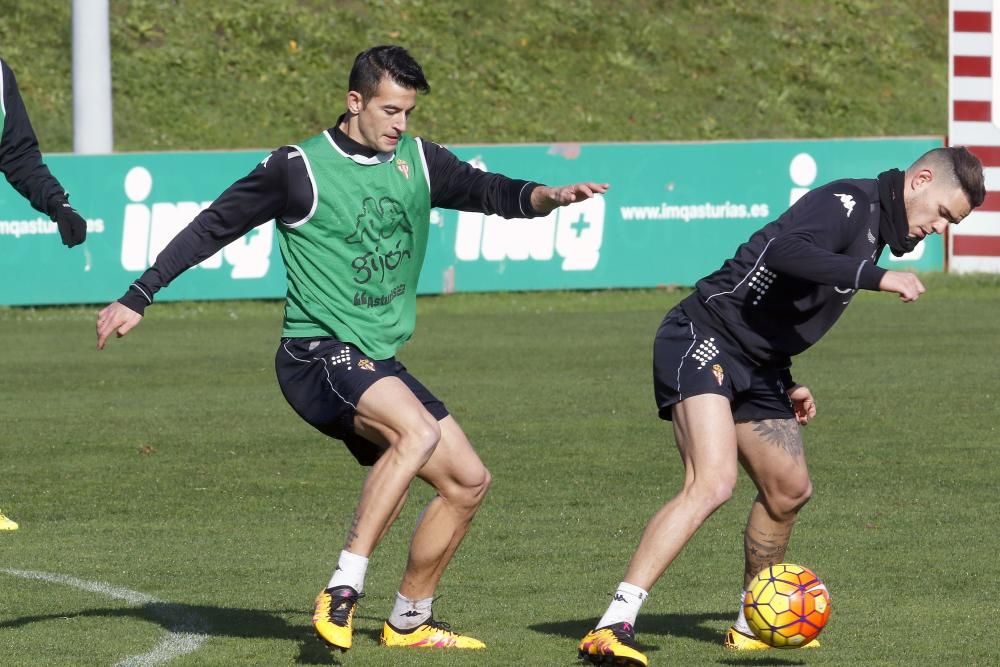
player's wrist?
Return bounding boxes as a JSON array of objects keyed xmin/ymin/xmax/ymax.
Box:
[
  {"xmin": 864, "ymin": 264, "xmax": 888, "ymax": 291},
  {"xmin": 528, "ymin": 184, "xmax": 558, "ymax": 215},
  {"xmin": 45, "ymin": 193, "xmax": 70, "ymax": 219},
  {"xmin": 119, "ymin": 283, "xmax": 152, "ymax": 315}
]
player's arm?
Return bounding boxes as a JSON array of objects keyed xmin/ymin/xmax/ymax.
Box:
[
  {"xmin": 421, "ymin": 140, "xmax": 607, "ymax": 217},
  {"xmin": 0, "ymin": 59, "xmax": 86, "ymax": 247},
  {"xmin": 97, "ymin": 148, "xmax": 300, "ymax": 349},
  {"xmin": 764, "ymin": 184, "xmax": 886, "ymax": 291},
  {"xmin": 766, "ymin": 184, "xmax": 925, "ymax": 302}
]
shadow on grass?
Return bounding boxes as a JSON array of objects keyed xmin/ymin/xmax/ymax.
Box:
[
  {"xmin": 0, "ymin": 602, "xmax": 370, "ymax": 665},
  {"xmin": 530, "ymin": 613, "xmax": 805, "ymax": 665},
  {"xmin": 2, "ymin": 605, "xmax": 810, "ymax": 665},
  {"xmin": 716, "ymin": 660, "xmax": 807, "ymax": 667}
]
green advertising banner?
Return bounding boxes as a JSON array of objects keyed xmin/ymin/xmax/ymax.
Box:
[
  {"xmin": 420, "ymin": 137, "xmax": 943, "ymax": 295},
  {"xmin": 0, "ymin": 137, "xmax": 941, "ymax": 306},
  {"xmin": 0, "ymin": 150, "xmax": 281, "ymax": 306}
]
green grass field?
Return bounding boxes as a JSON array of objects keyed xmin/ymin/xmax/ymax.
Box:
[{"xmin": 1, "ymin": 277, "xmax": 998, "ymax": 665}]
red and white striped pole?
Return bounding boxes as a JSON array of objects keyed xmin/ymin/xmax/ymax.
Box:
[{"xmin": 950, "ymin": 0, "xmax": 1000, "ymax": 271}]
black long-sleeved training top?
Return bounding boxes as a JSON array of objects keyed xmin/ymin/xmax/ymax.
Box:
[
  {"xmin": 121, "ymin": 123, "xmax": 540, "ymax": 313},
  {"xmin": 680, "ymin": 178, "xmax": 889, "ymax": 370},
  {"xmin": 0, "ymin": 58, "xmax": 68, "ymax": 216}
]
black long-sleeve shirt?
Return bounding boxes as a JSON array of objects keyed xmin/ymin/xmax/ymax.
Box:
[
  {"xmin": 121, "ymin": 123, "xmax": 540, "ymax": 313},
  {"xmin": 0, "ymin": 58, "xmax": 69, "ymax": 216},
  {"xmin": 681, "ymin": 178, "xmax": 888, "ymax": 370}
]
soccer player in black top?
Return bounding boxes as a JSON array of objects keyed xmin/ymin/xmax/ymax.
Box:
[
  {"xmin": 1, "ymin": 57, "xmax": 89, "ymax": 533},
  {"xmin": 578, "ymin": 146, "xmax": 984, "ymax": 666}
]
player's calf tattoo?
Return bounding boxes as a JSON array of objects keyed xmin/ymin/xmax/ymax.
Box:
[
  {"xmin": 752, "ymin": 419, "xmax": 803, "ymax": 456},
  {"xmin": 345, "ymin": 510, "xmax": 362, "ymax": 549},
  {"xmin": 744, "ymin": 523, "xmax": 792, "ymax": 586}
]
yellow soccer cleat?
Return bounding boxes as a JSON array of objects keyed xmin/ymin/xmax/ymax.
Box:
[
  {"xmin": 724, "ymin": 626, "xmax": 821, "ymax": 650},
  {"xmin": 0, "ymin": 510, "xmax": 18, "ymax": 531},
  {"xmin": 313, "ymin": 586, "xmax": 361, "ymax": 652},
  {"xmin": 380, "ymin": 618, "xmax": 485, "ymax": 649},
  {"xmin": 578, "ymin": 622, "xmax": 648, "ymax": 666}
]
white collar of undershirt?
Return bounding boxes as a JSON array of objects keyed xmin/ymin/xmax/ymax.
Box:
[{"xmin": 323, "ymin": 129, "xmax": 395, "ymax": 166}]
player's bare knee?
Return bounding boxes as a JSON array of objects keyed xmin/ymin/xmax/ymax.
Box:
[
  {"xmin": 790, "ymin": 478, "xmax": 813, "ymax": 512},
  {"xmin": 785, "ymin": 474, "xmax": 812, "ymax": 511},
  {"xmin": 394, "ymin": 417, "xmax": 442, "ymax": 465},
  {"xmin": 764, "ymin": 478, "xmax": 812, "ymax": 520},
  {"xmin": 447, "ymin": 466, "xmax": 492, "ymax": 513},
  {"xmin": 688, "ymin": 474, "xmax": 737, "ymax": 512},
  {"xmin": 469, "ymin": 466, "xmax": 492, "ymax": 506},
  {"xmin": 709, "ymin": 478, "xmax": 737, "ymax": 509}
]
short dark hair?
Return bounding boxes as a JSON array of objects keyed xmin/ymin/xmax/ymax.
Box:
[
  {"xmin": 912, "ymin": 146, "xmax": 986, "ymax": 209},
  {"xmin": 950, "ymin": 146, "xmax": 986, "ymax": 209},
  {"xmin": 348, "ymin": 45, "xmax": 430, "ymax": 101}
]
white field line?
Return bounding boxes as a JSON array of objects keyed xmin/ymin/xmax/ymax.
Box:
[{"xmin": 1, "ymin": 568, "xmax": 209, "ymax": 666}]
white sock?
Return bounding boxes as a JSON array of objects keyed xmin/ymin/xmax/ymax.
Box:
[
  {"xmin": 734, "ymin": 589, "xmax": 752, "ymax": 634},
  {"xmin": 596, "ymin": 582, "xmax": 648, "ymax": 629},
  {"xmin": 388, "ymin": 592, "xmax": 433, "ymax": 630},
  {"xmin": 327, "ymin": 550, "xmax": 368, "ymax": 593}
]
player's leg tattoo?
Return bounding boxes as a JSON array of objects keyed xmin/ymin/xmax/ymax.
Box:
[
  {"xmin": 738, "ymin": 419, "xmax": 808, "ymax": 585},
  {"xmin": 743, "ymin": 501, "xmax": 794, "ymax": 586},
  {"xmin": 750, "ymin": 419, "xmax": 803, "ymax": 457},
  {"xmin": 345, "ymin": 508, "xmax": 362, "ymax": 551}
]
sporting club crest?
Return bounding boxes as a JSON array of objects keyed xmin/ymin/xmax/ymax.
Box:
[{"xmin": 396, "ymin": 159, "xmax": 410, "ymax": 180}]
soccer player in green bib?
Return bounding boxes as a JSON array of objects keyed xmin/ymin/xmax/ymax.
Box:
[{"xmin": 96, "ymin": 45, "xmax": 608, "ymax": 653}]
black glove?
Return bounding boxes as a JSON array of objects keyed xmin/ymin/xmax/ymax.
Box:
[{"xmin": 51, "ymin": 202, "xmax": 87, "ymax": 247}]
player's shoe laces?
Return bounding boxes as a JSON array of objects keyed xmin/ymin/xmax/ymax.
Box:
[
  {"xmin": 578, "ymin": 622, "xmax": 648, "ymax": 666},
  {"xmin": 0, "ymin": 510, "xmax": 18, "ymax": 531},
  {"xmin": 380, "ymin": 617, "xmax": 485, "ymax": 649},
  {"xmin": 313, "ymin": 586, "xmax": 361, "ymax": 651},
  {"xmin": 724, "ymin": 626, "xmax": 821, "ymax": 650}
]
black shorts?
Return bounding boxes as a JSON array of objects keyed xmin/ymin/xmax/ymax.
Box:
[
  {"xmin": 275, "ymin": 336, "xmax": 449, "ymax": 465},
  {"xmin": 652, "ymin": 307, "xmax": 795, "ymax": 422}
]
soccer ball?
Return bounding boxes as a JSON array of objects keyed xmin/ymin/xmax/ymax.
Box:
[{"xmin": 744, "ymin": 563, "xmax": 830, "ymax": 648}]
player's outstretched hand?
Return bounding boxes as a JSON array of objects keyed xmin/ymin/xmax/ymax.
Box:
[
  {"xmin": 96, "ymin": 302, "xmax": 143, "ymax": 350},
  {"xmin": 879, "ymin": 270, "xmax": 926, "ymax": 302},
  {"xmin": 786, "ymin": 384, "xmax": 816, "ymax": 426},
  {"xmin": 530, "ymin": 182, "xmax": 610, "ymax": 214}
]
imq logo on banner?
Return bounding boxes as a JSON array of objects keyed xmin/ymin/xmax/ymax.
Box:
[
  {"xmin": 0, "ymin": 150, "xmax": 285, "ymax": 306},
  {"xmin": 119, "ymin": 165, "xmax": 273, "ymax": 279}
]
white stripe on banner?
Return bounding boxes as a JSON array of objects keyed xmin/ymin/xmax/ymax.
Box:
[
  {"xmin": 949, "ymin": 120, "xmax": 1000, "ymax": 144},
  {"xmin": 952, "ymin": 33, "xmax": 993, "ymax": 56},
  {"xmin": 950, "ymin": 256, "xmax": 1000, "ymax": 271},
  {"xmin": 984, "ymin": 166, "xmax": 1000, "ymax": 190},
  {"xmin": 953, "ymin": 210, "xmax": 1000, "ymax": 235},
  {"xmin": 953, "ymin": 76, "xmax": 993, "ymax": 100},
  {"xmin": 951, "ymin": 0, "xmax": 994, "ymax": 11}
]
